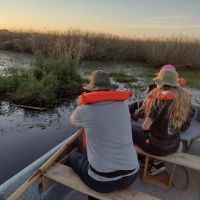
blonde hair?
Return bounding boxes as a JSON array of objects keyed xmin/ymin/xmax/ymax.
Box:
[{"xmin": 143, "ymin": 86, "xmax": 191, "ymax": 129}]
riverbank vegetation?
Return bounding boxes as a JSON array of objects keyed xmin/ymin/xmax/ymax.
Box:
[
  {"xmin": 0, "ymin": 29, "xmax": 200, "ymax": 69},
  {"xmin": 179, "ymin": 70, "xmax": 200, "ymax": 89},
  {"xmin": 0, "ymin": 53, "xmax": 83, "ymax": 107},
  {"xmin": 0, "ymin": 29, "xmax": 199, "ymax": 107},
  {"xmin": 110, "ymin": 71, "xmax": 137, "ymax": 83}
]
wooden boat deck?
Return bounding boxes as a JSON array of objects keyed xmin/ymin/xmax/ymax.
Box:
[
  {"xmin": 41, "ymin": 137, "xmax": 200, "ymax": 200},
  {"xmin": 38, "ymin": 137, "xmax": 200, "ymax": 200}
]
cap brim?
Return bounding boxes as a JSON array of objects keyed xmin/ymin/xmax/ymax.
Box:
[{"xmin": 153, "ymin": 78, "xmax": 180, "ymax": 87}]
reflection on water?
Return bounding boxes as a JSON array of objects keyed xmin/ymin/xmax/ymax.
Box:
[
  {"xmin": 0, "ymin": 101, "xmax": 76, "ymax": 184},
  {"xmin": 0, "ymin": 102, "xmax": 69, "ymax": 134},
  {"xmin": 0, "ymin": 50, "xmax": 33, "ymax": 76}
]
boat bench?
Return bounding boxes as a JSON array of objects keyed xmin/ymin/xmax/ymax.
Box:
[
  {"xmin": 43, "ymin": 162, "xmax": 160, "ymax": 200},
  {"xmin": 181, "ymin": 104, "xmax": 200, "ymax": 152},
  {"xmin": 135, "ymin": 145, "xmax": 200, "ymax": 189}
]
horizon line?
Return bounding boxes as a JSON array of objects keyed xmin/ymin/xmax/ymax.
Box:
[{"xmin": 0, "ymin": 27, "xmax": 200, "ymax": 40}]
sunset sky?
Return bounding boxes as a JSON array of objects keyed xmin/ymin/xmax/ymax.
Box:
[{"xmin": 1, "ymin": 0, "xmax": 200, "ymax": 37}]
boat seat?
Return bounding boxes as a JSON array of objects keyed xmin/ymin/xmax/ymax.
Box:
[
  {"xmin": 135, "ymin": 145, "xmax": 200, "ymax": 189},
  {"xmin": 43, "ymin": 162, "xmax": 160, "ymax": 200},
  {"xmin": 135, "ymin": 145, "xmax": 200, "ymax": 171}
]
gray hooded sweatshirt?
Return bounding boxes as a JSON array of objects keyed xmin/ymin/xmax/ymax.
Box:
[{"xmin": 70, "ymin": 101, "xmax": 139, "ymax": 181}]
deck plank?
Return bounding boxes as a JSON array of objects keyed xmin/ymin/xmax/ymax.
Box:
[
  {"xmin": 44, "ymin": 163, "xmax": 160, "ymax": 200},
  {"xmin": 135, "ymin": 145, "xmax": 200, "ymax": 171}
]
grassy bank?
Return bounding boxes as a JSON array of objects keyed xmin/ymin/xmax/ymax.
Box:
[
  {"xmin": 110, "ymin": 71, "xmax": 137, "ymax": 83},
  {"xmin": 0, "ymin": 53, "xmax": 83, "ymax": 107},
  {"xmin": 82, "ymin": 61, "xmax": 200, "ymax": 89},
  {"xmin": 179, "ymin": 70, "xmax": 200, "ymax": 89},
  {"xmin": 0, "ymin": 29, "xmax": 200, "ymax": 69}
]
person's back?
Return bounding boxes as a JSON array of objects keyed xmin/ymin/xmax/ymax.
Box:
[
  {"xmin": 68, "ymin": 70, "xmax": 139, "ymax": 197},
  {"xmin": 71, "ymin": 100, "xmax": 138, "ymax": 180},
  {"xmin": 131, "ymin": 69, "xmax": 191, "ymax": 176}
]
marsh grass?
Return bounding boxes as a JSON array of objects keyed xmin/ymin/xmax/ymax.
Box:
[
  {"xmin": 110, "ymin": 71, "xmax": 137, "ymax": 83},
  {"xmin": 141, "ymin": 68, "xmax": 200, "ymax": 89},
  {"xmin": 0, "ymin": 53, "xmax": 83, "ymax": 107},
  {"xmin": 179, "ymin": 70, "xmax": 200, "ymax": 88},
  {"xmin": 0, "ymin": 29, "xmax": 200, "ymax": 69}
]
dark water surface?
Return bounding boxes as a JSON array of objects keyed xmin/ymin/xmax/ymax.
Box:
[{"xmin": 0, "ymin": 102, "xmax": 76, "ymax": 184}]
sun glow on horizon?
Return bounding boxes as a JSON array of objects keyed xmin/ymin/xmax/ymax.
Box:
[{"xmin": 1, "ymin": 0, "xmax": 200, "ymax": 38}]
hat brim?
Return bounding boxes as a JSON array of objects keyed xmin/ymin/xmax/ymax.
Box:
[
  {"xmin": 153, "ymin": 78, "xmax": 180, "ymax": 87},
  {"xmin": 83, "ymin": 84, "xmax": 118, "ymax": 91}
]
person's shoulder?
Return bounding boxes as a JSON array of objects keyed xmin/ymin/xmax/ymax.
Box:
[{"xmin": 73, "ymin": 105, "xmax": 89, "ymax": 114}]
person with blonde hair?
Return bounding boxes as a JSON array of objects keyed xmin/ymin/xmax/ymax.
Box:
[{"xmin": 131, "ymin": 70, "xmax": 191, "ymax": 175}]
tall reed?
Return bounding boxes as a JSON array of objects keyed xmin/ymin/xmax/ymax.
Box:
[{"xmin": 0, "ymin": 29, "xmax": 199, "ymax": 69}]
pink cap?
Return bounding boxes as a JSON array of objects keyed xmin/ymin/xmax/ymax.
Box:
[
  {"xmin": 155, "ymin": 64, "xmax": 176, "ymax": 77},
  {"xmin": 160, "ymin": 64, "xmax": 176, "ymax": 72}
]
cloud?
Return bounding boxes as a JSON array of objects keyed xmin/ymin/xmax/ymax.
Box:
[
  {"xmin": 156, "ymin": 15, "xmax": 195, "ymax": 21},
  {"xmin": 144, "ymin": 19, "xmax": 158, "ymax": 24},
  {"xmin": 124, "ymin": 23, "xmax": 200, "ymax": 29},
  {"xmin": 124, "ymin": 14, "xmax": 200, "ymax": 29},
  {"xmin": 146, "ymin": 14, "xmax": 199, "ymax": 24}
]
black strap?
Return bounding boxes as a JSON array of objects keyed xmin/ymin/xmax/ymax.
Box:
[{"xmin": 89, "ymin": 165, "xmax": 135, "ymax": 178}]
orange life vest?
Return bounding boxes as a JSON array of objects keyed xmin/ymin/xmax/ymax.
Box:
[
  {"xmin": 178, "ymin": 77, "xmax": 186, "ymax": 86},
  {"xmin": 148, "ymin": 90, "xmax": 175, "ymax": 101},
  {"xmin": 78, "ymin": 90, "xmax": 133, "ymax": 149},
  {"xmin": 79, "ymin": 90, "xmax": 133, "ymax": 105},
  {"xmin": 156, "ymin": 90, "xmax": 175, "ymax": 100},
  {"xmin": 148, "ymin": 88, "xmax": 192, "ymax": 101}
]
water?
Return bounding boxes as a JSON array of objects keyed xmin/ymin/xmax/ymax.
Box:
[
  {"xmin": 0, "ymin": 50, "xmax": 199, "ymax": 184},
  {"xmin": 0, "ymin": 102, "xmax": 76, "ymax": 184},
  {"xmin": 0, "ymin": 50, "xmax": 33, "ymax": 76}
]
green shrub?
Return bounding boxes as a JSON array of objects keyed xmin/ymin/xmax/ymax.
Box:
[
  {"xmin": 0, "ymin": 54, "xmax": 83, "ymax": 107},
  {"xmin": 110, "ymin": 71, "xmax": 137, "ymax": 83}
]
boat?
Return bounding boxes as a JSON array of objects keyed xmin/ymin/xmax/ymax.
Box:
[
  {"xmin": 0, "ymin": 130, "xmax": 82, "ymax": 200},
  {"xmin": 0, "ymin": 104, "xmax": 200, "ymax": 200}
]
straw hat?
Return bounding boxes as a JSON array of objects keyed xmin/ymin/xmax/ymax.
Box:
[
  {"xmin": 83, "ymin": 70, "xmax": 118, "ymax": 91},
  {"xmin": 153, "ymin": 70, "xmax": 180, "ymax": 87}
]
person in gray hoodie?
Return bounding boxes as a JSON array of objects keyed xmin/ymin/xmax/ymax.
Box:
[{"xmin": 68, "ymin": 70, "xmax": 139, "ymax": 199}]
